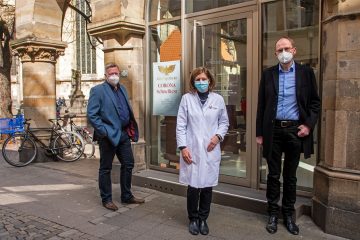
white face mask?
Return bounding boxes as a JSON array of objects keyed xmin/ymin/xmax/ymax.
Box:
[
  {"xmin": 108, "ymin": 75, "xmax": 119, "ymax": 85},
  {"xmin": 277, "ymin": 50, "xmax": 293, "ymax": 64}
]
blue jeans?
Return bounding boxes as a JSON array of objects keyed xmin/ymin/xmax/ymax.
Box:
[{"xmin": 98, "ymin": 131, "xmax": 134, "ymax": 203}]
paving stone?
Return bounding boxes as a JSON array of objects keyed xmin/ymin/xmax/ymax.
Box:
[
  {"xmin": 89, "ymin": 217, "xmax": 107, "ymax": 225},
  {"xmin": 0, "ymin": 206, "xmax": 99, "ymax": 240},
  {"xmin": 103, "ymin": 212, "xmax": 119, "ymax": 218},
  {"xmin": 58, "ymin": 229, "xmax": 79, "ymax": 237}
]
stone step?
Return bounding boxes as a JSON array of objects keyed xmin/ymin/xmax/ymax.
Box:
[{"xmin": 133, "ymin": 169, "xmax": 311, "ymax": 220}]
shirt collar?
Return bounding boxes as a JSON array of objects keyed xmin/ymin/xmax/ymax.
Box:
[
  {"xmin": 279, "ymin": 61, "xmax": 295, "ymax": 73},
  {"xmin": 106, "ymin": 81, "xmax": 120, "ymax": 90}
]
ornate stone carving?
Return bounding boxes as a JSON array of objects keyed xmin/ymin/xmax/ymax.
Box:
[
  {"xmin": 11, "ymin": 37, "xmax": 67, "ymax": 63},
  {"xmin": 15, "ymin": 46, "xmax": 65, "ymax": 63}
]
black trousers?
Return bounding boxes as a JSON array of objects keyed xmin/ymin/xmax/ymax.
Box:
[
  {"xmin": 266, "ymin": 125, "xmax": 302, "ymax": 217},
  {"xmin": 187, "ymin": 186, "xmax": 212, "ymax": 221}
]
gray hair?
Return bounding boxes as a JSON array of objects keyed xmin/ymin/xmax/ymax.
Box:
[{"xmin": 105, "ymin": 62, "xmax": 120, "ymax": 72}]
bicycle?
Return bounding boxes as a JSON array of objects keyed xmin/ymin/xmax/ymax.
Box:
[
  {"xmin": 2, "ymin": 118, "xmax": 85, "ymax": 167},
  {"xmin": 50, "ymin": 113, "xmax": 96, "ymax": 158}
]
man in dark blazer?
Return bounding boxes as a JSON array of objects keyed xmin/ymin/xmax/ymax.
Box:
[
  {"xmin": 87, "ymin": 63, "xmax": 144, "ymax": 211},
  {"xmin": 256, "ymin": 37, "xmax": 320, "ymax": 235}
]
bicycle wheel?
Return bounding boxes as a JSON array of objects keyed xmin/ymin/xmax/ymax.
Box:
[
  {"xmin": 77, "ymin": 129, "xmax": 95, "ymax": 158},
  {"xmin": 2, "ymin": 133, "xmax": 37, "ymax": 167},
  {"xmin": 53, "ymin": 131, "xmax": 84, "ymax": 162}
]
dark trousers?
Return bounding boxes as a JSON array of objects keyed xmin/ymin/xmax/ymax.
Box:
[
  {"xmin": 187, "ymin": 186, "xmax": 213, "ymax": 221},
  {"xmin": 98, "ymin": 131, "xmax": 134, "ymax": 203},
  {"xmin": 266, "ymin": 125, "xmax": 301, "ymax": 217}
]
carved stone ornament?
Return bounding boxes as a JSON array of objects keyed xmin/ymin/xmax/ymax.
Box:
[{"xmin": 15, "ymin": 46, "xmax": 65, "ymax": 63}]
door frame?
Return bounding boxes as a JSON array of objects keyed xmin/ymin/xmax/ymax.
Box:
[{"xmin": 183, "ymin": 8, "xmax": 259, "ymax": 188}]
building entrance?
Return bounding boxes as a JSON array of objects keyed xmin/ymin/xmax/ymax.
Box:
[{"xmin": 185, "ymin": 10, "xmax": 259, "ymax": 187}]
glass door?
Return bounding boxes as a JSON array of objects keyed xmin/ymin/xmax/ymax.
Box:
[{"xmin": 189, "ymin": 13, "xmax": 255, "ymax": 186}]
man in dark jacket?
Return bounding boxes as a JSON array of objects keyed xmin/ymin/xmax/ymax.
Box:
[
  {"xmin": 87, "ymin": 63, "xmax": 144, "ymax": 211},
  {"xmin": 256, "ymin": 37, "xmax": 320, "ymax": 235}
]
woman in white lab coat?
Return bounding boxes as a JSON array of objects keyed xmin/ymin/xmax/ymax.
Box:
[{"xmin": 176, "ymin": 67, "xmax": 229, "ymax": 236}]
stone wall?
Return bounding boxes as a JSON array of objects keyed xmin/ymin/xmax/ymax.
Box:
[{"xmin": 313, "ymin": 1, "xmax": 360, "ymax": 239}]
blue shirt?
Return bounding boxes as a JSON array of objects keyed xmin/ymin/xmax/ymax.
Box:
[
  {"xmin": 276, "ymin": 62, "xmax": 299, "ymax": 120},
  {"xmin": 108, "ymin": 82, "xmax": 130, "ymax": 127}
]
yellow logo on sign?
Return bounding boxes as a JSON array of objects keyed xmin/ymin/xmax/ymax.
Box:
[{"xmin": 158, "ymin": 65, "xmax": 176, "ymax": 75}]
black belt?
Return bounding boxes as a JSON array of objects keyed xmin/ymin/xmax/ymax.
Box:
[{"xmin": 274, "ymin": 120, "xmax": 299, "ymax": 128}]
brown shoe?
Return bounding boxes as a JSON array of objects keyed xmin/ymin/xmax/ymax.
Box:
[
  {"xmin": 122, "ymin": 196, "xmax": 145, "ymax": 204},
  {"xmin": 102, "ymin": 201, "xmax": 118, "ymax": 211}
]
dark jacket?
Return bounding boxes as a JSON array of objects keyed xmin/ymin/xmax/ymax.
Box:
[
  {"xmin": 87, "ymin": 82, "xmax": 139, "ymax": 146},
  {"xmin": 256, "ymin": 62, "xmax": 320, "ymax": 159}
]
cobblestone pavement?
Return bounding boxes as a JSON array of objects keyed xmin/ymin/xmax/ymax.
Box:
[{"xmin": 0, "ymin": 205, "xmax": 100, "ymax": 240}]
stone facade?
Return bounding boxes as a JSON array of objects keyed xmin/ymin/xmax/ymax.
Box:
[
  {"xmin": 9, "ymin": 1, "xmax": 360, "ymax": 239},
  {"xmin": 312, "ymin": 0, "xmax": 360, "ymax": 239}
]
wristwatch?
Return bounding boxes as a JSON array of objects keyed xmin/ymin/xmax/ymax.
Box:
[{"xmin": 215, "ymin": 134, "xmax": 223, "ymax": 142}]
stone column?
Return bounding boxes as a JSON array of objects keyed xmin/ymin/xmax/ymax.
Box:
[
  {"xmin": 88, "ymin": 0, "xmax": 146, "ymax": 172},
  {"xmin": 313, "ymin": 1, "xmax": 360, "ymax": 239},
  {"xmin": 11, "ymin": 37, "xmax": 66, "ymax": 127}
]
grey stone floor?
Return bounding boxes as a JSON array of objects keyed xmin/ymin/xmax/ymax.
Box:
[{"xmin": 0, "ymin": 157, "xmax": 348, "ymax": 240}]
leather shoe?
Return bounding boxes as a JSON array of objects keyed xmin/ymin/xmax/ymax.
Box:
[
  {"xmin": 284, "ymin": 216, "xmax": 299, "ymax": 235},
  {"xmin": 199, "ymin": 220, "xmax": 209, "ymax": 235},
  {"xmin": 102, "ymin": 201, "xmax": 118, "ymax": 211},
  {"xmin": 122, "ymin": 196, "xmax": 145, "ymax": 204},
  {"xmin": 189, "ymin": 220, "xmax": 199, "ymax": 235},
  {"xmin": 266, "ymin": 215, "xmax": 278, "ymax": 234}
]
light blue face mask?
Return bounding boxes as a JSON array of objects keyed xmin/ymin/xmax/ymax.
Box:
[{"xmin": 194, "ymin": 80, "xmax": 209, "ymax": 93}]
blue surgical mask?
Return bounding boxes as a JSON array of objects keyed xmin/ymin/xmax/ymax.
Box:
[{"xmin": 194, "ymin": 80, "xmax": 209, "ymax": 93}]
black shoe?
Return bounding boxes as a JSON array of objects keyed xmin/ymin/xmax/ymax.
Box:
[
  {"xmin": 266, "ymin": 215, "xmax": 278, "ymax": 234},
  {"xmin": 189, "ymin": 220, "xmax": 199, "ymax": 235},
  {"xmin": 199, "ymin": 220, "xmax": 209, "ymax": 235},
  {"xmin": 284, "ymin": 216, "xmax": 299, "ymax": 235}
]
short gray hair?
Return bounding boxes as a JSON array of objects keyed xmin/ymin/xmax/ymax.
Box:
[{"xmin": 105, "ymin": 62, "xmax": 120, "ymax": 72}]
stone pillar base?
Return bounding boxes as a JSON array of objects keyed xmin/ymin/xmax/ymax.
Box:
[
  {"xmin": 312, "ymin": 198, "xmax": 360, "ymax": 240},
  {"xmin": 312, "ymin": 166, "xmax": 360, "ymax": 240}
]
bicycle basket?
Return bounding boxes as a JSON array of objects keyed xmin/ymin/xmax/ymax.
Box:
[{"xmin": 0, "ymin": 116, "xmax": 25, "ymax": 134}]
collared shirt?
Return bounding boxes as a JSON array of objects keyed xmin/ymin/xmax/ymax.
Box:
[
  {"xmin": 107, "ymin": 82, "xmax": 130, "ymax": 127},
  {"xmin": 276, "ymin": 62, "xmax": 299, "ymax": 120}
]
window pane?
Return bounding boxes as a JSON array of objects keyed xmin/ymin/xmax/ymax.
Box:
[
  {"xmin": 149, "ymin": 21, "xmax": 182, "ymax": 169},
  {"xmin": 186, "ymin": 0, "xmax": 251, "ymax": 14},
  {"xmin": 149, "ymin": 0, "xmax": 181, "ymax": 22},
  {"xmin": 196, "ymin": 19, "xmax": 248, "ymax": 178},
  {"xmin": 260, "ymin": 0, "xmax": 320, "ymax": 190}
]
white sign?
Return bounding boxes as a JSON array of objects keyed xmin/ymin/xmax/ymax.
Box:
[{"xmin": 152, "ymin": 60, "xmax": 181, "ymax": 116}]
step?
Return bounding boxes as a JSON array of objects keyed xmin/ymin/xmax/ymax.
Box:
[{"xmin": 133, "ymin": 169, "xmax": 311, "ymax": 220}]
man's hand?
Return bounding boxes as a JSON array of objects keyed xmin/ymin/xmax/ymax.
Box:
[
  {"xmin": 256, "ymin": 136, "xmax": 263, "ymax": 145},
  {"xmin": 207, "ymin": 135, "xmax": 220, "ymax": 152},
  {"xmin": 181, "ymin": 148, "xmax": 193, "ymax": 164},
  {"xmin": 298, "ymin": 124, "xmax": 310, "ymax": 137}
]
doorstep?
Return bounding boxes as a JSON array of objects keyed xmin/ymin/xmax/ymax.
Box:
[{"xmin": 133, "ymin": 169, "xmax": 311, "ymax": 220}]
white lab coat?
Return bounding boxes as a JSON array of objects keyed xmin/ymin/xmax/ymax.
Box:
[{"xmin": 176, "ymin": 92, "xmax": 229, "ymax": 188}]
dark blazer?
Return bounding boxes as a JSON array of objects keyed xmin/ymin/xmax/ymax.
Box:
[
  {"xmin": 256, "ymin": 62, "xmax": 320, "ymax": 159},
  {"xmin": 87, "ymin": 82, "xmax": 139, "ymax": 146}
]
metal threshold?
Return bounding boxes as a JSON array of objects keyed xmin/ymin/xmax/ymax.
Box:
[{"xmin": 133, "ymin": 169, "xmax": 311, "ymax": 219}]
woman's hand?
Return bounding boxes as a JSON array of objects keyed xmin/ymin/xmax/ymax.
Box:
[
  {"xmin": 181, "ymin": 148, "xmax": 193, "ymax": 164},
  {"xmin": 207, "ymin": 135, "xmax": 220, "ymax": 152}
]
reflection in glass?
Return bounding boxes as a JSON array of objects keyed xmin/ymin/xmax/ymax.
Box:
[
  {"xmin": 261, "ymin": 0, "xmax": 320, "ymax": 190},
  {"xmin": 149, "ymin": 0, "xmax": 181, "ymax": 22},
  {"xmin": 186, "ymin": 0, "xmax": 251, "ymax": 14},
  {"xmin": 196, "ymin": 19, "xmax": 247, "ymax": 178},
  {"xmin": 149, "ymin": 21, "xmax": 182, "ymax": 169}
]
